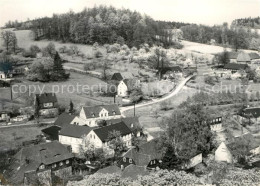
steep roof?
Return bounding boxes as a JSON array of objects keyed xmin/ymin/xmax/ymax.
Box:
[
  {"xmin": 35, "ymin": 93, "xmax": 57, "ymax": 104},
  {"xmin": 54, "ymin": 112, "xmax": 76, "ymax": 127},
  {"xmin": 106, "ymin": 117, "xmax": 141, "ymax": 132},
  {"xmin": 249, "ymin": 53, "xmax": 260, "ymax": 60},
  {"xmin": 41, "ymin": 126, "xmax": 61, "ymax": 140},
  {"xmin": 223, "ymin": 63, "xmax": 248, "ymax": 71},
  {"xmin": 237, "ymin": 52, "xmax": 251, "ymax": 62},
  {"xmin": 82, "ymin": 104, "xmax": 121, "ymax": 118},
  {"xmin": 13, "ymin": 141, "xmax": 73, "ymax": 166},
  {"xmin": 124, "ymin": 139, "xmax": 163, "ymax": 167},
  {"xmin": 242, "ymin": 107, "xmax": 260, "ymax": 118},
  {"xmin": 111, "ymin": 73, "xmax": 124, "ymax": 81},
  {"xmin": 227, "ymin": 52, "xmax": 238, "ymax": 59},
  {"xmin": 59, "ymin": 125, "xmax": 95, "ymax": 138},
  {"xmin": 93, "ymin": 122, "xmax": 132, "ymax": 142}
]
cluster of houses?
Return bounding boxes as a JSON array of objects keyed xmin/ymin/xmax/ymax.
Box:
[{"xmin": 207, "ymin": 51, "xmax": 260, "ymax": 79}]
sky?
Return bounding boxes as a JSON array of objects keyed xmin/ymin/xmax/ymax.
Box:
[{"xmin": 0, "ymin": 0, "xmax": 259, "ymax": 27}]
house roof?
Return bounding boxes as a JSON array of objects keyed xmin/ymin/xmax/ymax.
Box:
[
  {"xmin": 121, "ymin": 164, "xmax": 149, "ymax": 180},
  {"xmin": 227, "ymin": 52, "xmax": 238, "ymax": 59},
  {"xmin": 242, "ymin": 107, "xmax": 260, "ymax": 118},
  {"xmin": 111, "ymin": 73, "xmax": 124, "ymax": 81},
  {"xmin": 122, "ymin": 79, "xmax": 139, "ymax": 90},
  {"xmin": 106, "ymin": 117, "xmax": 141, "ymax": 132},
  {"xmin": 124, "ymin": 139, "xmax": 163, "ymax": 167},
  {"xmin": 82, "ymin": 104, "xmax": 121, "ymax": 118},
  {"xmin": 59, "ymin": 125, "xmax": 95, "ymax": 138},
  {"xmin": 249, "ymin": 53, "xmax": 260, "ymax": 60},
  {"xmin": 237, "ymin": 52, "xmax": 251, "ymax": 62},
  {"xmin": 223, "ymin": 63, "xmax": 248, "ymax": 71},
  {"xmin": 13, "ymin": 141, "xmax": 73, "ymax": 166},
  {"xmin": 41, "ymin": 126, "xmax": 61, "ymax": 140},
  {"xmin": 54, "ymin": 112, "xmax": 76, "ymax": 127},
  {"xmin": 157, "ymin": 66, "xmax": 183, "ymax": 75},
  {"xmin": 96, "ymin": 165, "xmax": 121, "ymax": 174},
  {"xmin": 93, "ymin": 122, "xmax": 132, "ymax": 142},
  {"xmin": 35, "ymin": 93, "xmax": 57, "ymax": 104}
]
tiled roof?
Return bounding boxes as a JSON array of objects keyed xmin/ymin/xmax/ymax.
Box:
[
  {"xmin": 227, "ymin": 52, "xmax": 238, "ymax": 59},
  {"xmin": 54, "ymin": 113, "xmax": 76, "ymax": 127},
  {"xmin": 223, "ymin": 63, "xmax": 248, "ymax": 70},
  {"xmin": 93, "ymin": 122, "xmax": 132, "ymax": 142},
  {"xmin": 106, "ymin": 117, "xmax": 141, "ymax": 132},
  {"xmin": 111, "ymin": 73, "xmax": 124, "ymax": 81},
  {"xmin": 59, "ymin": 125, "xmax": 95, "ymax": 138},
  {"xmin": 13, "ymin": 141, "xmax": 73, "ymax": 165},
  {"xmin": 35, "ymin": 93, "xmax": 57, "ymax": 104},
  {"xmin": 82, "ymin": 104, "xmax": 121, "ymax": 118},
  {"xmin": 249, "ymin": 53, "xmax": 260, "ymax": 60},
  {"xmin": 237, "ymin": 52, "xmax": 251, "ymax": 62},
  {"xmin": 121, "ymin": 164, "xmax": 149, "ymax": 180},
  {"xmin": 243, "ymin": 107, "xmax": 260, "ymax": 118},
  {"xmin": 124, "ymin": 139, "xmax": 163, "ymax": 167},
  {"xmin": 41, "ymin": 126, "xmax": 61, "ymax": 140}
]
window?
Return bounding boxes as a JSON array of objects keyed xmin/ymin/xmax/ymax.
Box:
[
  {"xmin": 66, "ymin": 160, "xmax": 70, "ymax": 164},
  {"xmin": 123, "ymin": 157, "xmax": 126, "ymax": 162},
  {"xmin": 52, "ymin": 164, "xmax": 57, "ymax": 168},
  {"xmin": 59, "ymin": 162, "xmax": 64, "ymax": 166},
  {"xmin": 129, "ymin": 159, "xmax": 132, "ymax": 163},
  {"xmin": 90, "ymin": 134, "xmax": 92, "ymax": 138}
]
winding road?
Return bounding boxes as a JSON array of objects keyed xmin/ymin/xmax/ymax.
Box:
[{"xmin": 120, "ymin": 75, "xmax": 194, "ymax": 114}]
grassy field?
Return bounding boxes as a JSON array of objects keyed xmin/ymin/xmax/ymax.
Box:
[
  {"xmin": 0, "ymin": 125, "xmax": 44, "ymax": 150},
  {"xmin": 13, "ymin": 72, "xmax": 110, "ymax": 110}
]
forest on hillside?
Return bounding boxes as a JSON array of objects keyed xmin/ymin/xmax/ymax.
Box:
[{"xmin": 232, "ymin": 17, "xmax": 260, "ymax": 29}]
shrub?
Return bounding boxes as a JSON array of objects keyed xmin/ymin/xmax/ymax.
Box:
[{"xmin": 94, "ymin": 50, "xmax": 103, "ymax": 58}]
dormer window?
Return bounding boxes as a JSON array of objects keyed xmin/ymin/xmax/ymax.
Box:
[
  {"xmin": 52, "ymin": 164, "xmax": 57, "ymax": 168},
  {"xmin": 39, "ymin": 164, "xmax": 45, "ymax": 170},
  {"xmin": 113, "ymin": 111, "xmax": 116, "ymax": 115},
  {"xmin": 66, "ymin": 160, "xmax": 70, "ymax": 164},
  {"xmin": 131, "ymin": 123, "xmax": 134, "ymax": 128},
  {"xmin": 129, "ymin": 159, "xmax": 132, "ymax": 163},
  {"xmin": 92, "ymin": 113, "xmax": 95, "ymax": 117},
  {"xmin": 123, "ymin": 157, "xmax": 126, "ymax": 162},
  {"xmin": 59, "ymin": 162, "xmax": 64, "ymax": 166}
]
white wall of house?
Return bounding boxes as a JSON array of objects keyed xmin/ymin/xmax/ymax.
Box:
[
  {"xmin": 0, "ymin": 72, "xmax": 6, "ymax": 79},
  {"xmin": 117, "ymin": 81, "xmax": 128, "ymax": 97},
  {"xmin": 86, "ymin": 130, "xmax": 103, "ymax": 149},
  {"xmin": 215, "ymin": 142, "xmax": 233, "ymax": 163},
  {"xmin": 59, "ymin": 135, "xmax": 83, "ymax": 153},
  {"xmin": 210, "ymin": 123, "xmax": 222, "ymax": 132},
  {"xmin": 250, "ymin": 146, "xmax": 260, "ymax": 156}
]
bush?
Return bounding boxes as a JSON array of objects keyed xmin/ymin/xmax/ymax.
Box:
[
  {"xmin": 205, "ymin": 76, "xmax": 215, "ymax": 85},
  {"xmin": 94, "ymin": 50, "xmax": 103, "ymax": 58},
  {"xmin": 22, "ymin": 50, "xmax": 36, "ymax": 58}
]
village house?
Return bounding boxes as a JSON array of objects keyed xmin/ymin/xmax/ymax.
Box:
[
  {"xmin": 4, "ymin": 141, "xmax": 74, "ymax": 185},
  {"xmin": 117, "ymin": 79, "xmax": 140, "ymax": 97},
  {"xmin": 156, "ymin": 66, "xmax": 183, "ymax": 80},
  {"xmin": 238, "ymin": 107, "xmax": 260, "ymax": 124},
  {"xmin": 123, "ymin": 139, "xmax": 163, "ymax": 170},
  {"xmin": 59, "ymin": 121, "xmax": 132, "ymax": 154},
  {"xmin": 215, "ymin": 142, "xmax": 233, "ymax": 163},
  {"xmin": 73, "ymin": 104, "xmax": 122, "ymax": 127},
  {"xmin": 0, "ymin": 110, "xmax": 10, "ymax": 122},
  {"xmin": 35, "ymin": 93, "xmax": 59, "ymax": 117},
  {"xmin": 110, "ymin": 72, "xmax": 135, "ymax": 81},
  {"xmin": 227, "ymin": 51, "xmax": 260, "ymax": 64},
  {"xmin": 223, "ymin": 63, "xmax": 248, "ymax": 79},
  {"xmin": 106, "ymin": 117, "xmax": 143, "ymax": 137},
  {"xmin": 0, "ymin": 62, "xmax": 13, "ymax": 80},
  {"xmin": 209, "ymin": 117, "xmax": 223, "ymax": 132}
]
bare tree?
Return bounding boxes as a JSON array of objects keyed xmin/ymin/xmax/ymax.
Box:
[{"xmin": 1, "ymin": 31, "xmax": 17, "ymax": 52}]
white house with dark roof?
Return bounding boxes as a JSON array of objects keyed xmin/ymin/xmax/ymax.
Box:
[
  {"xmin": 117, "ymin": 79, "xmax": 140, "ymax": 97},
  {"xmin": 238, "ymin": 107, "xmax": 260, "ymax": 124},
  {"xmin": 74, "ymin": 104, "xmax": 122, "ymax": 127},
  {"xmin": 59, "ymin": 121, "xmax": 132, "ymax": 154}
]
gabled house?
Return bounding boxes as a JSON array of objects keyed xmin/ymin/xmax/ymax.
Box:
[
  {"xmin": 35, "ymin": 93, "xmax": 58, "ymax": 117},
  {"xmin": 117, "ymin": 79, "xmax": 140, "ymax": 97},
  {"xmin": 156, "ymin": 66, "xmax": 183, "ymax": 80},
  {"xmin": 54, "ymin": 112, "xmax": 76, "ymax": 127},
  {"xmin": 59, "ymin": 121, "xmax": 132, "ymax": 154},
  {"xmin": 209, "ymin": 117, "xmax": 223, "ymax": 132},
  {"xmin": 123, "ymin": 139, "xmax": 163, "ymax": 170},
  {"xmin": 0, "ymin": 110, "xmax": 10, "ymax": 121},
  {"xmin": 42, "ymin": 126, "xmax": 61, "ymax": 141},
  {"xmin": 106, "ymin": 117, "xmax": 143, "ymax": 137},
  {"xmin": 237, "ymin": 52, "xmax": 251, "ymax": 64},
  {"xmin": 239, "ymin": 107, "xmax": 260, "ymax": 124},
  {"xmin": 4, "ymin": 141, "xmax": 74, "ymax": 185},
  {"xmin": 215, "ymin": 142, "xmax": 233, "ymax": 163},
  {"xmin": 75, "ymin": 104, "xmax": 122, "ymax": 127}
]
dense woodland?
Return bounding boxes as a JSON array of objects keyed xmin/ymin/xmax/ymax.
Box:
[{"xmin": 232, "ymin": 17, "xmax": 260, "ymax": 29}]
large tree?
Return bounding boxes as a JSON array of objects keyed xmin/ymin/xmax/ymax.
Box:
[{"xmin": 1, "ymin": 31, "xmax": 17, "ymax": 52}]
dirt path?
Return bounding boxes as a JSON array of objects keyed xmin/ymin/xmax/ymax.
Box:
[{"xmin": 120, "ymin": 75, "xmax": 194, "ymax": 114}]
